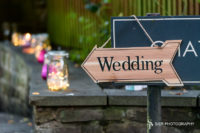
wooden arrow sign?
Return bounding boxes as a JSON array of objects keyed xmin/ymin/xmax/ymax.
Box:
[{"xmin": 82, "ymin": 40, "xmax": 183, "ymax": 86}]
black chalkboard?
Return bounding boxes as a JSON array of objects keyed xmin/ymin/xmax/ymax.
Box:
[{"xmin": 111, "ymin": 16, "xmax": 200, "ymax": 85}]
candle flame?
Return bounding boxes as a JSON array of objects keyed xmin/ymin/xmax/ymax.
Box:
[{"xmin": 25, "ymin": 33, "xmax": 31, "ymax": 41}]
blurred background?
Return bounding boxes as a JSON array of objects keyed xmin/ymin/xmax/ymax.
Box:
[
  {"xmin": 1, "ymin": 0, "xmax": 200, "ymax": 64},
  {"xmin": 1, "ymin": 1, "xmax": 200, "ymax": 132}
]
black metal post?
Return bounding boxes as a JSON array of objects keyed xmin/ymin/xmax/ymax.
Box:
[
  {"xmin": 146, "ymin": 13, "xmax": 162, "ymax": 133},
  {"xmin": 147, "ymin": 86, "xmax": 161, "ymax": 133}
]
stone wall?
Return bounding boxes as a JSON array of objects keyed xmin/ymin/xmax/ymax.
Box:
[
  {"xmin": 34, "ymin": 106, "xmax": 200, "ymax": 133},
  {"xmin": 0, "ymin": 42, "xmax": 32, "ymax": 116},
  {"xmin": 30, "ymin": 60, "xmax": 200, "ymax": 133}
]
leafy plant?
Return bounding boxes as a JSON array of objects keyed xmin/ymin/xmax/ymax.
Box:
[{"xmin": 48, "ymin": 0, "xmax": 196, "ymax": 64}]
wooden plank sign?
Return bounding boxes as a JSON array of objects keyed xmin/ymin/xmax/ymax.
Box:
[{"xmin": 82, "ymin": 40, "xmax": 183, "ymax": 86}]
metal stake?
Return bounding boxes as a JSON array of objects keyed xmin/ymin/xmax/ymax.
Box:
[{"xmin": 147, "ymin": 86, "xmax": 162, "ymax": 133}]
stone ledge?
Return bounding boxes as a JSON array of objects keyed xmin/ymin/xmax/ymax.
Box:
[
  {"xmin": 30, "ymin": 90, "xmax": 107, "ymax": 106},
  {"xmin": 1, "ymin": 42, "xmax": 200, "ymax": 108},
  {"xmin": 29, "ymin": 62, "xmax": 107, "ymax": 106},
  {"xmin": 27, "ymin": 47, "xmax": 200, "ymax": 107},
  {"xmin": 104, "ymin": 89, "xmax": 200, "ymax": 107}
]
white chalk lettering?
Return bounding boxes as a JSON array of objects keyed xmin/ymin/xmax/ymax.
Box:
[{"xmin": 183, "ymin": 41, "xmax": 198, "ymax": 57}]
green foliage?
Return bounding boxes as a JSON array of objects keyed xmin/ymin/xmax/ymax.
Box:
[
  {"xmin": 103, "ymin": 0, "xmax": 111, "ymax": 3},
  {"xmin": 66, "ymin": 1, "xmax": 111, "ymax": 64},
  {"xmin": 48, "ymin": 0, "xmax": 196, "ymax": 64},
  {"xmin": 69, "ymin": 49, "xmax": 89, "ymax": 64},
  {"xmin": 85, "ymin": 3, "xmax": 100, "ymax": 13},
  {"xmin": 69, "ymin": 13, "xmax": 110, "ymax": 63}
]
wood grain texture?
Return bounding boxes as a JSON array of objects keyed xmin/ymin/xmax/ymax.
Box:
[{"xmin": 82, "ymin": 40, "xmax": 183, "ymax": 87}]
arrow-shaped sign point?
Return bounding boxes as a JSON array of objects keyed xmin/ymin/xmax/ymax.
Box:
[
  {"xmin": 160, "ymin": 40, "xmax": 183, "ymax": 86},
  {"xmin": 82, "ymin": 40, "xmax": 183, "ymax": 87}
]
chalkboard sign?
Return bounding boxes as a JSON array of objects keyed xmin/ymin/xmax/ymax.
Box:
[{"xmin": 111, "ymin": 16, "xmax": 200, "ymax": 85}]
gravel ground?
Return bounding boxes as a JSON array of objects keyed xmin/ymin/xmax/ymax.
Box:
[{"xmin": 0, "ymin": 112, "xmax": 33, "ymax": 133}]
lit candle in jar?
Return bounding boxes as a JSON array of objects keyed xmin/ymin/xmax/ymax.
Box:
[
  {"xmin": 23, "ymin": 33, "xmax": 32, "ymax": 47},
  {"xmin": 35, "ymin": 43, "xmax": 43, "ymax": 59},
  {"xmin": 46, "ymin": 51, "xmax": 69, "ymax": 91},
  {"xmin": 12, "ymin": 32, "xmax": 19, "ymax": 46}
]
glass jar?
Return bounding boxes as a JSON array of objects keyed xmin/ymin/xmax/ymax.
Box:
[
  {"xmin": 46, "ymin": 51, "xmax": 69, "ymax": 91},
  {"xmin": 41, "ymin": 54, "xmax": 49, "ymax": 80}
]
